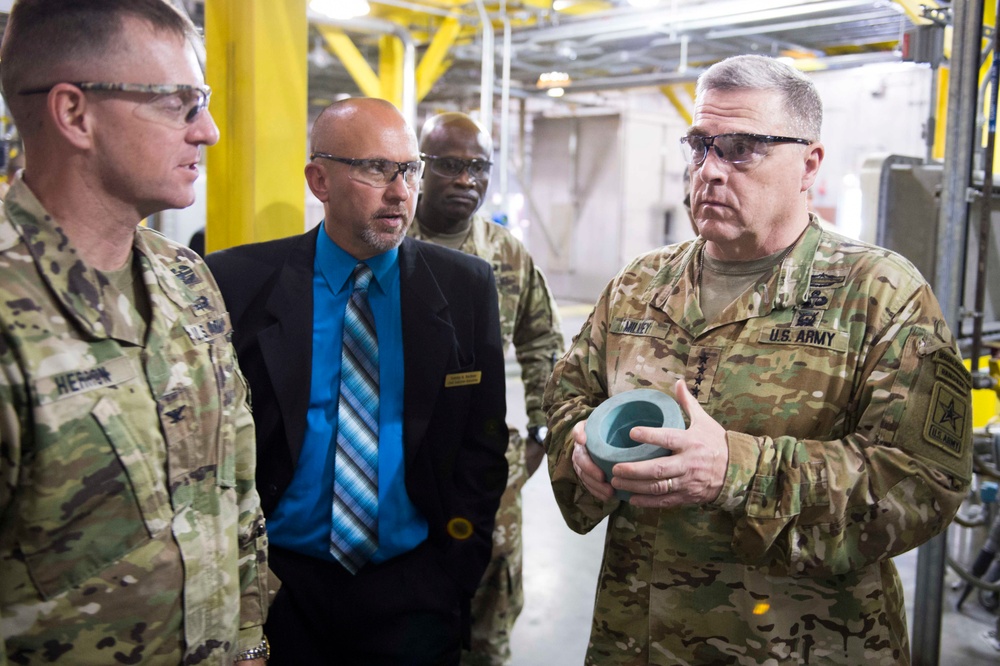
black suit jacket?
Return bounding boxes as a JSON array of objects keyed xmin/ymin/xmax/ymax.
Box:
[{"xmin": 207, "ymin": 228, "xmax": 508, "ymax": 598}]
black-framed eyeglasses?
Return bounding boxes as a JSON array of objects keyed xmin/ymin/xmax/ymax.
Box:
[
  {"xmin": 680, "ymin": 132, "xmax": 812, "ymax": 167},
  {"xmin": 420, "ymin": 153, "xmax": 492, "ymax": 180},
  {"xmin": 311, "ymin": 152, "xmax": 424, "ymax": 189},
  {"xmin": 19, "ymin": 82, "xmax": 212, "ymax": 129}
]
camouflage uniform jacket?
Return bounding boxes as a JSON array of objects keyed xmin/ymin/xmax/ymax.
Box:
[
  {"xmin": 543, "ymin": 219, "xmax": 972, "ymax": 665},
  {"xmin": 410, "ymin": 215, "xmax": 563, "ymax": 478},
  {"xmin": 0, "ymin": 177, "xmax": 270, "ymax": 665}
]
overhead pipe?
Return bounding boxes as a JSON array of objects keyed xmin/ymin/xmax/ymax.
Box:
[
  {"xmin": 556, "ymin": 50, "xmax": 900, "ymax": 94},
  {"xmin": 311, "ymin": 14, "xmax": 416, "ymax": 127},
  {"xmin": 499, "ymin": 0, "xmax": 512, "ymax": 213},
  {"xmin": 516, "ymin": 0, "xmax": 873, "ymax": 45},
  {"xmin": 472, "ymin": 0, "xmax": 494, "ymax": 131},
  {"xmin": 582, "ymin": 0, "xmax": 878, "ymax": 47}
]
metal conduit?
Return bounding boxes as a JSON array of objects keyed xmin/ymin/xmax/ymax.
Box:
[
  {"xmin": 472, "ymin": 0, "xmax": 494, "ymax": 131},
  {"xmin": 499, "ymin": 1, "xmax": 511, "ymax": 212},
  {"xmin": 912, "ymin": 0, "xmax": 986, "ymax": 664},
  {"xmin": 516, "ymin": 0, "xmax": 872, "ymax": 44}
]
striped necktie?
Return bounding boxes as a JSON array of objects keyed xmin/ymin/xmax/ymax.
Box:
[{"xmin": 330, "ymin": 263, "xmax": 379, "ymax": 574}]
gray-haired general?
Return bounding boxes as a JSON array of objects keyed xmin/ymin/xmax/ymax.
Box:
[{"xmin": 543, "ymin": 54, "xmax": 972, "ymax": 665}]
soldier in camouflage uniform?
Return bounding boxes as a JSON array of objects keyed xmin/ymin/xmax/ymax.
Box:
[
  {"xmin": 544, "ymin": 55, "xmax": 972, "ymax": 665},
  {"xmin": 0, "ymin": 2, "xmax": 271, "ymax": 664},
  {"xmin": 410, "ymin": 113, "xmax": 563, "ymax": 665}
]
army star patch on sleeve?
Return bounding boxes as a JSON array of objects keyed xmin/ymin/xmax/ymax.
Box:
[{"xmin": 923, "ymin": 381, "xmax": 967, "ymax": 458}]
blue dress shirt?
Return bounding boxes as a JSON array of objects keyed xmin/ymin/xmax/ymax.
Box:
[{"xmin": 267, "ymin": 226, "xmax": 428, "ymax": 563}]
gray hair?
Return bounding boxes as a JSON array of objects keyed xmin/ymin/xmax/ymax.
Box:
[{"xmin": 696, "ymin": 55, "xmax": 822, "ymax": 141}]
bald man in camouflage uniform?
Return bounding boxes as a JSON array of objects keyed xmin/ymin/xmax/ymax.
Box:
[
  {"xmin": 410, "ymin": 113, "xmax": 563, "ymax": 665},
  {"xmin": 544, "ymin": 55, "xmax": 972, "ymax": 665},
  {"xmin": 0, "ymin": 1, "xmax": 270, "ymax": 663}
]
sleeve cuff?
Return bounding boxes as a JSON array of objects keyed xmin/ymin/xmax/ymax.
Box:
[
  {"xmin": 711, "ymin": 430, "xmax": 761, "ymax": 513},
  {"xmin": 236, "ymin": 626, "xmax": 264, "ymax": 654}
]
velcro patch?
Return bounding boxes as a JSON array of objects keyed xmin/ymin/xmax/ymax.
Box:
[
  {"xmin": 36, "ymin": 356, "xmax": 136, "ymax": 404},
  {"xmin": 758, "ymin": 327, "xmax": 849, "ymax": 352},
  {"xmin": 932, "ymin": 350, "xmax": 973, "ymax": 393},
  {"xmin": 184, "ymin": 316, "xmax": 229, "ymax": 344},
  {"xmin": 802, "ymin": 287, "xmax": 836, "ymax": 310},
  {"xmin": 687, "ymin": 346, "xmax": 721, "ymax": 404},
  {"xmin": 808, "ymin": 271, "xmax": 848, "ymax": 288},
  {"xmin": 609, "ymin": 317, "xmax": 668, "ymax": 338},
  {"xmin": 923, "ymin": 382, "xmax": 968, "ymax": 459},
  {"xmin": 793, "ymin": 308, "xmax": 824, "ymax": 327}
]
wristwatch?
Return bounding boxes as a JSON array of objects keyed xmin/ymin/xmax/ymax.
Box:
[
  {"xmin": 527, "ymin": 425, "xmax": 548, "ymax": 444},
  {"xmin": 234, "ymin": 636, "xmax": 269, "ymax": 662}
]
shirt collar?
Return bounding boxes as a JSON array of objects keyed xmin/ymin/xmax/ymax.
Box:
[{"xmin": 315, "ymin": 222, "xmax": 399, "ymax": 295}]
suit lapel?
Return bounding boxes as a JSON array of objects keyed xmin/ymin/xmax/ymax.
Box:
[
  {"xmin": 400, "ymin": 238, "xmax": 455, "ymax": 466},
  {"xmin": 259, "ymin": 226, "xmax": 320, "ymax": 466}
]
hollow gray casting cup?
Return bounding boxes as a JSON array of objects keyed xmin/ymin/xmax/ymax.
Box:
[{"xmin": 585, "ymin": 389, "xmax": 685, "ymax": 501}]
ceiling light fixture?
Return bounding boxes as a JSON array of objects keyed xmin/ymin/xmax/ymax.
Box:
[
  {"xmin": 546, "ymin": 87, "xmax": 566, "ymax": 97},
  {"xmin": 310, "ymin": 0, "xmax": 370, "ymax": 19},
  {"xmin": 537, "ymin": 71, "xmax": 572, "ymax": 89}
]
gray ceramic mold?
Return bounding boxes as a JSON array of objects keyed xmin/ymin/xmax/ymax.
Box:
[{"xmin": 585, "ymin": 389, "xmax": 685, "ymax": 501}]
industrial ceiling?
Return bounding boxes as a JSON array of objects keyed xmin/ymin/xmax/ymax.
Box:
[
  {"xmin": 20, "ymin": 0, "xmax": 939, "ymax": 115},
  {"xmin": 304, "ymin": 0, "xmax": 940, "ymax": 111}
]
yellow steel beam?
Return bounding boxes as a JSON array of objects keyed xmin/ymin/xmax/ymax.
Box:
[
  {"xmin": 893, "ymin": 0, "xmax": 938, "ymax": 25},
  {"xmin": 416, "ymin": 16, "xmax": 461, "ymax": 101},
  {"xmin": 550, "ymin": 0, "xmax": 614, "ymax": 16},
  {"xmin": 317, "ymin": 25, "xmax": 381, "ymax": 98},
  {"xmin": 933, "ymin": 65, "xmax": 948, "ymax": 161},
  {"xmin": 659, "ymin": 84, "xmax": 693, "ymax": 126},
  {"xmin": 204, "ymin": 0, "xmax": 308, "ymax": 250},
  {"xmin": 379, "ymin": 34, "xmax": 403, "ymax": 108}
]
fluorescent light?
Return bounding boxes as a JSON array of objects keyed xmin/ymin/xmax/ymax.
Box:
[
  {"xmin": 537, "ymin": 71, "xmax": 571, "ymax": 88},
  {"xmin": 310, "ymin": 0, "xmax": 370, "ymax": 19},
  {"xmin": 547, "ymin": 87, "xmax": 565, "ymax": 97},
  {"xmin": 553, "ymin": 0, "xmax": 573, "ymax": 9}
]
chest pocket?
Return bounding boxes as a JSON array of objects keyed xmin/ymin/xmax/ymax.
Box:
[
  {"xmin": 712, "ymin": 311, "xmax": 860, "ymax": 439},
  {"xmin": 606, "ymin": 316, "xmax": 684, "ymax": 395},
  {"xmin": 160, "ymin": 313, "xmax": 238, "ymax": 488},
  {"xmin": 21, "ymin": 354, "xmax": 172, "ymax": 599}
]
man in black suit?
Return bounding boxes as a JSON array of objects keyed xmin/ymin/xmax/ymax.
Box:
[{"xmin": 207, "ymin": 98, "xmax": 509, "ymax": 665}]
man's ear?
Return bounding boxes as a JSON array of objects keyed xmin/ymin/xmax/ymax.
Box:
[
  {"xmin": 48, "ymin": 84, "xmax": 93, "ymax": 151},
  {"xmin": 801, "ymin": 141, "xmax": 824, "ymax": 192},
  {"xmin": 305, "ymin": 162, "xmax": 330, "ymax": 202}
]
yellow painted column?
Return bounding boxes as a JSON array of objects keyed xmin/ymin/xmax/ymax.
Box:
[
  {"xmin": 204, "ymin": 0, "xmax": 308, "ymax": 251},
  {"xmin": 379, "ymin": 35, "xmax": 404, "ymax": 109},
  {"xmin": 933, "ymin": 65, "xmax": 948, "ymax": 161}
]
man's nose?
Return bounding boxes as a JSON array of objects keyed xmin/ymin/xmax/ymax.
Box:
[
  {"xmin": 190, "ymin": 108, "xmax": 220, "ymax": 146},
  {"xmin": 453, "ymin": 168, "xmax": 476, "ymax": 187},
  {"xmin": 384, "ymin": 175, "xmax": 413, "ymax": 202},
  {"xmin": 696, "ymin": 148, "xmax": 728, "ymax": 182}
]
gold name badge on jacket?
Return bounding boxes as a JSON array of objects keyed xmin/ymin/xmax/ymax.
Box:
[{"xmin": 445, "ymin": 371, "xmax": 482, "ymax": 387}]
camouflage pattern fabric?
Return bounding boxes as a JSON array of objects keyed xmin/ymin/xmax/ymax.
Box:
[
  {"xmin": 411, "ymin": 215, "xmax": 563, "ymax": 665},
  {"xmin": 543, "ymin": 218, "xmax": 973, "ymax": 665},
  {"xmin": 0, "ymin": 176, "xmax": 271, "ymax": 665}
]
